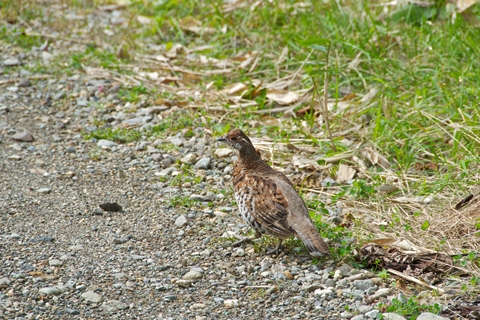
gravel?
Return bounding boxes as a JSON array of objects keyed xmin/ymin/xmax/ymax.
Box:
[{"xmin": 0, "ymin": 33, "xmax": 458, "ymax": 320}]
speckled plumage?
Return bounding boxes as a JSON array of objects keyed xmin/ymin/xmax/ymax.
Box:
[{"xmin": 218, "ymin": 129, "xmax": 330, "ymax": 257}]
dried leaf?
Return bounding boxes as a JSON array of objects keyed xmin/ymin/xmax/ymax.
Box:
[
  {"xmin": 292, "ymin": 154, "xmax": 322, "ymax": 171},
  {"xmin": 361, "ymin": 147, "xmax": 390, "ymax": 168},
  {"xmin": 136, "ymin": 15, "xmax": 152, "ymax": 25},
  {"xmin": 336, "ymin": 164, "xmax": 356, "ymax": 183},
  {"xmin": 266, "ymin": 89, "xmax": 299, "ymax": 105}
]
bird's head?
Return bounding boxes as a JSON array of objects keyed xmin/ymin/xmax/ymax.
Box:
[{"xmin": 217, "ymin": 129, "xmax": 253, "ymax": 151}]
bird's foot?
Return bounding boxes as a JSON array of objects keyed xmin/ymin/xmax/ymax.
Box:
[{"xmin": 265, "ymin": 245, "xmax": 284, "ymax": 256}]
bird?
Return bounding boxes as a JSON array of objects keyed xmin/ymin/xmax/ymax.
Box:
[{"xmin": 217, "ymin": 128, "xmax": 330, "ymax": 257}]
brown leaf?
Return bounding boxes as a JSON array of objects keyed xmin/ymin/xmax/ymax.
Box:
[
  {"xmin": 336, "ymin": 164, "xmax": 356, "ymax": 183},
  {"xmin": 266, "ymin": 89, "xmax": 299, "ymax": 105}
]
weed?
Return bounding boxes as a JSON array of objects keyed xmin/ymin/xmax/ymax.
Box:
[
  {"xmin": 83, "ymin": 127, "xmax": 142, "ymax": 144},
  {"xmin": 119, "ymin": 84, "xmax": 149, "ymax": 103},
  {"xmin": 378, "ymin": 297, "xmax": 442, "ymax": 320},
  {"xmin": 168, "ymin": 195, "xmax": 195, "ymax": 208}
]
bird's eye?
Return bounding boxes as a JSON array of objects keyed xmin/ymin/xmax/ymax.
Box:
[{"xmin": 231, "ymin": 136, "xmax": 237, "ymax": 140}]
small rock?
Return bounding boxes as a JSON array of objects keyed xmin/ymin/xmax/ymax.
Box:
[
  {"xmin": 314, "ymin": 288, "xmax": 333, "ymax": 297},
  {"xmin": 18, "ymin": 78, "xmax": 31, "ymax": 87},
  {"xmin": 215, "ymin": 148, "xmax": 233, "ymax": 158},
  {"xmin": 80, "ymin": 291, "xmax": 103, "ymax": 303},
  {"xmin": 97, "ymin": 139, "xmax": 118, "ymax": 148},
  {"xmin": 122, "ymin": 116, "xmax": 152, "ymax": 126},
  {"xmin": 353, "ymin": 279, "xmax": 374, "ymax": 291},
  {"xmin": 370, "ymin": 288, "xmax": 391, "ymax": 299},
  {"xmin": 30, "ymin": 236, "xmax": 55, "ymax": 243},
  {"xmin": 174, "ymin": 215, "xmax": 187, "ymax": 227},
  {"xmin": 341, "ymin": 311, "xmax": 355, "ymax": 319},
  {"xmin": 382, "ymin": 313, "xmax": 407, "ymax": 320},
  {"xmin": 182, "ymin": 270, "xmax": 202, "ymax": 280},
  {"xmin": 351, "ymin": 316, "xmax": 364, "ymax": 320},
  {"xmin": 113, "ymin": 237, "xmax": 130, "ymax": 244},
  {"xmin": 38, "ymin": 287, "xmax": 63, "ymax": 296},
  {"xmin": 224, "ymin": 299, "xmax": 239, "ymax": 308},
  {"xmin": 12, "ymin": 131, "xmax": 34, "ymax": 142},
  {"xmin": 49, "ymin": 259, "xmax": 63, "ymax": 266},
  {"xmin": 176, "ymin": 280, "xmax": 192, "ymax": 288},
  {"xmin": 194, "ymin": 157, "xmax": 211, "ymax": 169},
  {"xmin": 65, "ymin": 308, "xmax": 80, "ymax": 315},
  {"xmin": 99, "ymin": 202, "xmax": 123, "ymax": 212},
  {"xmin": 168, "ymin": 137, "xmax": 184, "ymax": 147},
  {"xmin": 0, "ymin": 278, "xmax": 11, "ymax": 288},
  {"xmin": 365, "ymin": 310, "xmax": 380, "ymax": 319},
  {"xmin": 416, "ymin": 313, "xmax": 448, "ymax": 320},
  {"xmin": 102, "ymin": 300, "xmax": 129, "ymax": 313},
  {"xmin": 4, "ymin": 58, "xmax": 20, "ymax": 66},
  {"xmin": 36, "ymin": 188, "xmax": 52, "ymax": 194}
]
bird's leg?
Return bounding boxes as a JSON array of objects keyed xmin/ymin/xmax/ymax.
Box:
[
  {"xmin": 266, "ymin": 239, "xmax": 283, "ymax": 256},
  {"xmin": 232, "ymin": 231, "xmax": 261, "ymax": 247}
]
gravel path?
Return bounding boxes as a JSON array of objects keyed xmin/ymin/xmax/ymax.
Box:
[{"xmin": 0, "ymin": 72, "xmax": 456, "ymax": 320}]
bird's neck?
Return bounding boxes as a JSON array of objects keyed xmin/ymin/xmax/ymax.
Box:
[{"xmin": 239, "ymin": 145, "xmax": 266, "ymax": 170}]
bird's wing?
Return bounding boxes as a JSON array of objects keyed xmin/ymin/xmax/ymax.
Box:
[{"xmin": 239, "ymin": 174, "xmax": 294, "ymax": 236}]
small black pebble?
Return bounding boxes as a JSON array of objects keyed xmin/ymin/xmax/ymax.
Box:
[{"xmin": 99, "ymin": 202, "xmax": 123, "ymax": 212}]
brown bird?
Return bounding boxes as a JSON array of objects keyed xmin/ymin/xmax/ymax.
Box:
[{"xmin": 217, "ymin": 129, "xmax": 330, "ymax": 257}]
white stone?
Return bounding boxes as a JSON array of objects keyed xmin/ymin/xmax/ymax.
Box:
[
  {"xmin": 215, "ymin": 148, "xmax": 233, "ymax": 158},
  {"xmin": 174, "ymin": 215, "xmax": 187, "ymax": 227},
  {"xmin": 224, "ymin": 299, "xmax": 239, "ymax": 308}
]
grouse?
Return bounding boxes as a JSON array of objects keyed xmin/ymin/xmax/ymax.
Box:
[{"xmin": 217, "ymin": 129, "xmax": 330, "ymax": 257}]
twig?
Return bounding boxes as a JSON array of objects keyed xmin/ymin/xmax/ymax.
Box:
[
  {"xmin": 323, "ymin": 43, "xmax": 336, "ymax": 152},
  {"xmin": 387, "ymin": 268, "xmax": 445, "ymax": 294}
]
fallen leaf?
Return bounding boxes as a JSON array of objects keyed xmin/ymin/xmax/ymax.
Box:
[
  {"xmin": 137, "ymin": 15, "xmax": 152, "ymax": 25},
  {"xmin": 292, "ymin": 155, "xmax": 322, "ymax": 170},
  {"xmin": 266, "ymin": 89, "xmax": 299, "ymax": 105},
  {"xmin": 336, "ymin": 164, "xmax": 356, "ymax": 183}
]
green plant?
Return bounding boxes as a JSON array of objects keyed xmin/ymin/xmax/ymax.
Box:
[
  {"xmin": 83, "ymin": 127, "xmax": 142, "ymax": 144},
  {"xmin": 379, "ymin": 297, "xmax": 442, "ymax": 320}
]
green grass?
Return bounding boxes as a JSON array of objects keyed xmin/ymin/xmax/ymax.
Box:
[
  {"xmin": 378, "ymin": 297, "xmax": 442, "ymax": 320},
  {"xmin": 7, "ymin": 0, "xmax": 480, "ymax": 274},
  {"xmin": 83, "ymin": 127, "xmax": 142, "ymax": 144}
]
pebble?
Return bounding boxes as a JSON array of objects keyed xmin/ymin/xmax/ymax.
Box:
[
  {"xmin": 18, "ymin": 78, "xmax": 31, "ymax": 87},
  {"xmin": 0, "ymin": 278, "xmax": 11, "ymax": 288},
  {"xmin": 97, "ymin": 139, "xmax": 118, "ymax": 148},
  {"xmin": 12, "ymin": 131, "xmax": 34, "ymax": 142},
  {"xmin": 174, "ymin": 215, "xmax": 187, "ymax": 227},
  {"xmin": 38, "ymin": 286, "xmax": 66, "ymax": 296},
  {"xmin": 353, "ymin": 279, "xmax": 374, "ymax": 291},
  {"xmin": 48, "ymin": 259, "xmax": 63, "ymax": 266},
  {"xmin": 351, "ymin": 316, "xmax": 364, "ymax": 320},
  {"xmin": 4, "ymin": 58, "xmax": 20, "ymax": 66},
  {"xmin": 214, "ymin": 148, "xmax": 233, "ymax": 158},
  {"xmin": 102, "ymin": 300, "xmax": 129, "ymax": 312},
  {"xmin": 182, "ymin": 270, "xmax": 202, "ymax": 280},
  {"xmin": 194, "ymin": 157, "xmax": 211, "ymax": 169},
  {"xmin": 365, "ymin": 310, "xmax": 380, "ymax": 318},
  {"xmin": 416, "ymin": 313, "xmax": 449, "ymax": 320},
  {"xmin": 30, "ymin": 236, "xmax": 55, "ymax": 243},
  {"xmin": 80, "ymin": 291, "xmax": 103, "ymax": 303},
  {"xmin": 224, "ymin": 299, "xmax": 239, "ymax": 308},
  {"xmin": 36, "ymin": 188, "xmax": 52, "ymax": 194},
  {"xmin": 65, "ymin": 308, "xmax": 80, "ymax": 315}
]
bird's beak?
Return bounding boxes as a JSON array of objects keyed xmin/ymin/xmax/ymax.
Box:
[{"xmin": 217, "ymin": 137, "xmax": 227, "ymax": 143}]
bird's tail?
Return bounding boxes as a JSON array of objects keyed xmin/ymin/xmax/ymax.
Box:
[{"xmin": 296, "ymin": 223, "xmax": 330, "ymax": 257}]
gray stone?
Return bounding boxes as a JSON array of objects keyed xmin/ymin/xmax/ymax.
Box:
[
  {"xmin": 65, "ymin": 308, "xmax": 80, "ymax": 315},
  {"xmin": 30, "ymin": 236, "xmax": 54, "ymax": 243},
  {"xmin": 76, "ymin": 99, "xmax": 88, "ymax": 107},
  {"xmin": 416, "ymin": 313, "xmax": 448, "ymax": 320},
  {"xmin": 0, "ymin": 277, "xmax": 11, "ymax": 288},
  {"xmin": 38, "ymin": 287, "xmax": 64, "ymax": 296},
  {"xmin": 353, "ymin": 279, "xmax": 374, "ymax": 291},
  {"xmin": 12, "ymin": 131, "xmax": 34, "ymax": 142},
  {"xmin": 314, "ymin": 288, "xmax": 333, "ymax": 297},
  {"xmin": 36, "ymin": 188, "xmax": 52, "ymax": 194},
  {"xmin": 224, "ymin": 299, "xmax": 239, "ymax": 308},
  {"xmin": 80, "ymin": 291, "xmax": 103, "ymax": 303},
  {"xmin": 176, "ymin": 280, "xmax": 192, "ymax": 288},
  {"xmin": 174, "ymin": 215, "xmax": 187, "ymax": 227},
  {"xmin": 194, "ymin": 157, "xmax": 211, "ymax": 169},
  {"xmin": 358, "ymin": 305, "xmax": 373, "ymax": 314},
  {"xmin": 49, "ymin": 259, "xmax": 63, "ymax": 266},
  {"xmin": 365, "ymin": 310, "xmax": 380, "ymax": 318},
  {"xmin": 382, "ymin": 313, "xmax": 407, "ymax": 320},
  {"xmin": 215, "ymin": 148, "xmax": 233, "ymax": 158},
  {"xmin": 351, "ymin": 316, "xmax": 364, "ymax": 320},
  {"xmin": 122, "ymin": 116, "xmax": 152, "ymax": 126},
  {"xmin": 4, "ymin": 58, "xmax": 20, "ymax": 66},
  {"xmin": 182, "ymin": 270, "xmax": 202, "ymax": 280},
  {"xmin": 340, "ymin": 311, "xmax": 354, "ymax": 319},
  {"xmin": 18, "ymin": 78, "xmax": 31, "ymax": 87},
  {"xmin": 97, "ymin": 139, "xmax": 118, "ymax": 148},
  {"xmin": 180, "ymin": 153, "xmax": 196, "ymax": 164},
  {"xmin": 102, "ymin": 300, "xmax": 129, "ymax": 313},
  {"xmin": 168, "ymin": 137, "xmax": 184, "ymax": 147}
]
